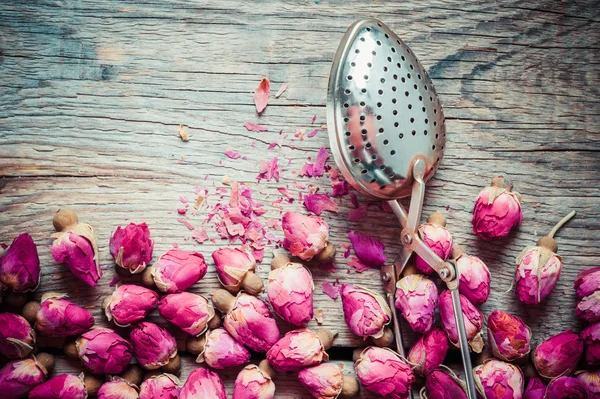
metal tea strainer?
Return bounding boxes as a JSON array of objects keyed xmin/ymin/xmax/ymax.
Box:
[{"xmin": 326, "ymin": 18, "xmax": 477, "ymax": 398}]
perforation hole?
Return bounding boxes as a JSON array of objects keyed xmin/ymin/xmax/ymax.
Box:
[
  {"xmin": 425, "ymin": 118, "xmax": 429, "ymax": 124},
  {"xmin": 401, "ymin": 56, "xmax": 405, "ymax": 61},
  {"xmin": 378, "ymin": 128, "xmax": 384, "ymax": 133},
  {"xmin": 348, "ymin": 145, "xmax": 355, "ymax": 150},
  {"xmin": 390, "ymin": 150, "xmax": 396, "ymax": 155},
  {"xmin": 361, "ymin": 169, "xmax": 367, "ymax": 174},
  {"xmin": 384, "ymin": 33, "xmax": 389, "ymax": 38},
  {"xmin": 409, "ymin": 64, "xmax": 414, "ymax": 70},
  {"xmin": 360, "ymin": 115, "xmax": 365, "ymax": 121},
  {"xmin": 376, "ymin": 40, "xmax": 382, "ymax": 46},
  {"xmin": 361, "ymin": 129, "xmax": 367, "ymax": 135},
  {"xmin": 399, "ymin": 133, "xmax": 404, "ymax": 139},
  {"xmin": 376, "ymin": 115, "xmax": 382, "ymax": 121},
  {"xmin": 418, "ymin": 74, "xmax": 422, "ymax": 80},
  {"xmin": 383, "ymin": 66, "xmax": 388, "ymax": 72},
  {"xmin": 397, "ymin": 63, "xmax": 402, "ymax": 68},
  {"xmin": 405, "ymin": 91, "xmax": 409, "ymax": 97},
  {"xmin": 381, "ymin": 78, "xmax": 386, "ymax": 83},
  {"xmin": 361, "ymin": 88, "xmax": 367, "ymax": 93},
  {"xmin": 383, "ymin": 139, "xmax": 389, "ymax": 145},
  {"xmin": 364, "ymin": 75, "xmax": 369, "ymax": 80},
  {"xmin": 424, "ymin": 130, "xmax": 428, "ymax": 135},
  {"xmin": 432, "ymin": 145, "xmax": 436, "ymax": 150},
  {"xmin": 366, "ymin": 142, "xmax": 372, "ymax": 148},
  {"xmin": 347, "ymin": 75, "xmax": 353, "ymax": 80},
  {"xmin": 410, "ymin": 118, "xmax": 415, "ymax": 123},
  {"xmin": 408, "ymin": 104, "xmax": 412, "ymax": 109},
  {"xmin": 360, "ymin": 101, "xmax": 366, "ymax": 107},
  {"xmin": 344, "ymin": 117, "xmax": 350, "ymax": 122},
  {"xmin": 343, "ymin": 103, "xmax": 349, "ymax": 108},
  {"xmin": 434, "ymin": 121, "xmax": 437, "ymax": 126},
  {"xmin": 392, "ymin": 86, "xmax": 397, "ymax": 92},
  {"xmin": 393, "ymin": 110, "xmax": 398, "ymax": 115},
  {"xmin": 414, "ymin": 84, "xmax": 418, "ymax": 90},
  {"xmin": 367, "ymin": 63, "xmax": 372, "ymax": 68},
  {"xmin": 351, "ymin": 62, "xmax": 356, "ymax": 67},
  {"xmin": 393, "ymin": 74, "xmax": 398, "ymax": 80},
  {"xmin": 378, "ymin": 89, "xmax": 383, "ymax": 95},
  {"xmin": 355, "ymin": 49, "xmax": 360, "ymax": 54},
  {"xmin": 354, "ymin": 158, "xmax": 360, "ymax": 163},
  {"xmin": 344, "ymin": 89, "xmax": 350, "ymax": 95},
  {"xmin": 360, "ymin": 37, "xmax": 365, "ymax": 42},
  {"xmin": 366, "ymin": 27, "xmax": 371, "ymax": 31},
  {"xmin": 419, "ymin": 96, "xmax": 423, "ymax": 101},
  {"xmin": 401, "ymin": 77, "xmax": 406, "ymax": 83},
  {"xmin": 377, "ymin": 102, "xmax": 382, "ymax": 108},
  {"xmin": 422, "ymin": 107, "xmax": 426, "ymax": 112},
  {"xmin": 370, "ymin": 178, "xmax": 376, "ymax": 183},
  {"xmin": 345, "ymin": 131, "xmax": 351, "ymax": 136},
  {"xmin": 407, "ymin": 73, "xmax": 411, "ymax": 79},
  {"xmin": 394, "ymin": 122, "xmax": 399, "ymax": 127},
  {"xmin": 387, "ymin": 56, "xmax": 392, "ymax": 62}
]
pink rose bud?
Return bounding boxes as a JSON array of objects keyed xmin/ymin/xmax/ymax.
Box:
[
  {"xmin": 281, "ymin": 212, "xmax": 329, "ymax": 261},
  {"xmin": 354, "ymin": 346, "xmax": 414, "ymax": 399},
  {"xmin": 29, "ymin": 373, "xmax": 87, "ymax": 399},
  {"xmin": 298, "ymin": 362, "xmax": 360, "ymax": 399},
  {"xmin": 197, "ymin": 328, "xmax": 251, "ymax": 369},
  {"xmin": 415, "ymin": 212, "xmax": 453, "ymax": 274},
  {"xmin": 139, "ymin": 373, "xmax": 180, "ymax": 399},
  {"xmin": 109, "ymin": 222, "xmax": 153, "ymax": 274},
  {"xmin": 76, "ymin": 328, "xmax": 133, "ymax": 375},
  {"xmin": 454, "ymin": 248, "xmax": 491, "ymax": 305},
  {"xmin": 395, "ymin": 274, "xmax": 438, "ymax": 334},
  {"xmin": 575, "ymin": 266, "xmax": 600, "ymax": 300},
  {"xmin": 577, "ymin": 291, "xmax": 600, "ymax": 323},
  {"xmin": 232, "ymin": 361, "xmax": 276, "ymax": 399},
  {"xmin": 97, "ymin": 377, "xmax": 139, "ymax": 399},
  {"xmin": 533, "ymin": 329, "xmax": 583, "ymax": 379},
  {"xmin": 439, "ymin": 290, "xmax": 484, "ymax": 353},
  {"xmin": 266, "ymin": 328, "xmax": 335, "ymax": 372},
  {"xmin": 424, "ymin": 368, "xmax": 468, "ymax": 399},
  {"xmin": 212, "ymin": 290, "xmax": 280, "ymax": 353},
  {"xmin": 580, "ymin": 322, "xmax": 600, "ymax": 367},
  {"xmin": 267, "ymin": 262, "xmax": 313, "ymax": 326},
  {"xmin": 180, "ymin": 368, "xmax": 227, "ymax": 399},
  {"xmin": 159, "ymin": 292, "xmax": 215, "ymax": 336},
  {"xmin": 341, "ymin": 284, "xmax": 391, "ymax": 341},
  {"xmin": 0, "ymin": 313, "xmax": 35, "ymax": 358},
  {"xmin": 0, "ymin": 357, "xmax": 47, "ymax": 399},
  {"xmin": 487, "ymin": 310, "xmax": 532, "ymax": 362},
  {"xmin": 104, "ymin": 284, "xmax": 159, "ymax": 327},
  {"xmin": 545, "ymin": 376, "xmax": 586, "ymax": 399},
  {"xmin": 151, "ymin": 249, "xmax": 207, "ymax": 293},
  {"xmin": 407, "ymin": 328, "xmax": 449, "ymax": 377},
  {"xmin": 523, "ymin": 377, "xmax": 546, "ymax": 399},
  {"xmin": 472, "ymin": 175, "xmax": 522, "ymax": 239},
  {"xmin": 473, "ymin": 359, "xmax": 524, "ymax": 399},
  {"xmin": 130, "ymin": 322, "xmax": 177, "ymax": 370},
  {"xmin": 0, "ymin": 233, "xmax": 40, "ymax": 292},
  {"xmin": 212, "ymin": 248, "xmax": 263, "ymax": 295},
  {"xmin": 36, "ymin": 293, "xmax": 94, "ymax": 337},
  {"xmin": 51, "ymin": 210, "xmax": 101, "ymax": 287},
  {"xmin": 577, "ymin": 371, "xmax": 600, "ymax": 399}
]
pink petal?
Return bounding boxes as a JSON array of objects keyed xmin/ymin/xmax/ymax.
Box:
[
  {"xmin": 254, "ymin": 78, "xmax": 270, "ymax": 114},
  {"xmin": 257, "ymin": 157, "xmax": 280, "ymax": 182},
  {"xmin": 303, "ymin": 193, "xmax": 338, "ymax": 216},
  {"xmin": 275, "ymin": 83, "xmax": 288, "ymax": 98},
  {"xmin": 244, "ymin": 122, "xmax": 268, "ymax": 132},
  {"xmin": 311, "ymin": 115, "xmax": 317, "ymax": 124},
  {"xmin": 348, "ymin": 231, "xmax": 387, "ymax": 267},
  {"xmin": 313, "ymin": 147, "xmax": 330, "ymax": 177},
  {"xmin": 224, "ymin": 149, "xmax": 241, "ymax": 159},
  {"xmin": 348, "ymin": 256, "xmax": 370, "ymax": 273},
  {"xmin": 278, "ymin": 187, "xmax": 294, "ymax": 200},
  {"xmin": 177, "ymin": 218, "xmax": 195, "ymax": 231},
  {"xmin": 348, "ymin": 206, "xmax": 368, "ymax": 222},
  {"xmin": 192, "ymin": 228, "xmax": 209, "ymax": 244},
  {"xmin": 307, "ymin": 129, "xmax": 319, "ymax": 138},
  {"xmin": 322, "ymin": 282, "xmax": 340, "ymax": 300}
]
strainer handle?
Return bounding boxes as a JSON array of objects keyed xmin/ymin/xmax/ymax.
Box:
[{"xmin": 450, "ymin": 288, "xmax": 478, "ymax": 399}]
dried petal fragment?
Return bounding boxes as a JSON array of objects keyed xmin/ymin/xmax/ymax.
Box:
[
  {"xmin": 439, "ymin": 290, "xmax": 484, "ymax": 353},
  {"xmin": 254, "ymin": 78, "xmax": 270, "ymax": 114},
  {"xmin": 395, "ymin": 274, "xmax": 438, "ymax": 334},
  {"xmin": 354, "ymin": 346, "xmax": 414, "ymax": 399},
  {"xmin": 36, "ymin": 293, "xmax": 94, "ymax": 337},
  {"xmin": 257, "ymin": 157, "xmax": 280, "ymax": 182},
  {"xmin": 348, "ymin": 231, "xmax": 386, "ymax": 267},
  {"xmin": 152, "ymin": 249, "xmax": 207, "ymax": 293},
  {"xmin": 275, "ymin": 83, "xmax": 287, "ymax": 98},
  {"xmin": 0, "ymin": 313, "xmax": 35, "ymax": 359},
  {"xmin": 180, "ymin": 368, "xmax": 227, "ymax": 399},
  {"xmin": 109, "ymin": 223, "xmax": 154, "ymax": 274},
  {"xmin": 1, "ymin": 233, "xmax": 41, "ymax": 292},
  {"xmin": 29, "ymin": 373, "xmax": 87, "ymax": 399},
  {"xmin": 303, "ymin": 193, "xmax": 338, "ymax": 216},
  {"xmin": 244, "ymin": 122, "xmax": 268, "ymax": 132},
  {"xmin": 198, "ymin": 328, "xmax": 251, "ymax": 369},
  {"xmin": 532, "ymin": 329, "xmax": 583, "ymax": 379},
  {"xmin": 130, "ymin": 322, "xmax": 177, "ymax": 370},
  {"xmin": 105, "ymin": 284, "xmax": 159, "ymax": 327},
  {"xmin": 487, "ymin": 310, "xmax": 532, "ymax": 362},
  {"xmin": 322, "ymin": 282, "xmax": 340, "ymax": 300},
  {"xmin": 76, "ymin": 328, "xmax": 133, "ymax": 375},
  {"xmin": 267, "ymin": 262, "xmax": 314, "ymax": 326},
  {"xmin": 159, "ymin": 292, "xmax": 215, "ymax": 336},
  {"xmin": 341, "ymin": 284, "xmax": 391, "ymax": 340}
]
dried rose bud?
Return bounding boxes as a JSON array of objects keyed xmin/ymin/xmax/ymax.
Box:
[
  {"xmin": 76, "ymin": 328, "xmax": 133, "ymax": 375},
  {"xmin": 0, "ymin": 233, "xmax": 40, "ymax": 292},
  {"xmin": 523, "ymin": 377, "xmax": 546, "ymax": 399},
  {"xmin": 424, "ymin": 367, "xmax": 468, "ymax": 399},
  {"xmin": 415, "ymin": 212, "xmax": 453, "ymax": 274},
  {"xmin": 472, "ymin": 175, "xmax": 522, "ymax": 240},
  {"xmin": 533, "ymin": 329, "xmax": 583, "ymax": 379},
  {"xmin": 51, "ymin": 210, "xmax": 101, "ymax": 287},
  {"xmin": 580, "ymin": 322, "xmax": 600, "ymax": 367},
  {"xmin": 130, "ymin": 322, "xmax": 177, "ymax": 370},
  {"xmin": 473, "ymin": 359, "xmax": 524, "ymax": 399},
  {"xmin": 29, "ymin": 373, "xmax": 87, "ymax": 399},
  {"xmin": 109, "ymin": 222, "xmax": 154, "ymax": 274},
  {"xmin": 439, "ymin": 290, "xmax": 484, "ymax": 353},
  {"xmin": 152, "ymin": 249, "xmax": 207, "ymax": 293},
  {"xmin": 212, "ymin": 290, "xmax": 280, "ymax": 353},
  {"xmin": 232, "ymin": 360, "xmax": 276, "ymax": 399},
  {"xmin": 341, "ymin": 284, "xmax": 391, "ymax": 341},
  {"xmin": 139, "ymin": 373, "xmax": 180, "ymax": 399},
  {"xmin": 487, "ymin": 310, "xmax": 532, "ymax": 362},
  {"xmin": 298, "ymin": 362, "xmax": 360, "ymax": 399},
  {"xmin": 212, "ymin": 248, "xmax": 263, "ymax": 295},
  {"xmin": 159, "ymin": 292, "xmax": 215, "ymax": 337},
  {"xmin": 104, "ymin": 284, "xmax": 159, "ymax": 327},
  {"xmin": 454, "ymin": 249, "xmax": 491, "ymax": 305},
  {"xmin": 196, "ymin": 328, "xmax": 251, "ymax": 369},
  {"xmin": 576, "ymin": 291, "xmax": 600, "ymax": 323},
  {"xmin": 354, "ymin": 346, "xmax": 414, "ymax": 399},
  {"xmin": 577, "ymin": 371, "xmax": 600, "ymax": 399},
  {"xmin": 36, "ymin": 293, "xmax": 94, "ymax": 337},
  {"xmin": 0, "ymin": 357, "xmax": 47, "ymax": 399},
  {"xmin": 545, "ymin": 376, "xmax": 586, "ymax": 399},
  {"xmin": 266, "ymin": 328, "xmax": 335, "ymax": 372},
  {"xmin": 0, "ymin": 312, "xmax": 35, "ymax": 358},
  {"xmin": 267, "ymin": 262, "xmax": 313, "ymax": 326},
  {"xmin": 180, "ymin": 368, "xmax": 227, "ymax": 399},
  {"xmin": 395, "ymin": 274, "xmax": 438, "ymax": 334},
  {"xmin": 574, "ymin": 266, "xmax": 600, "ymax": 300},
  {"xmin": 407, "ymin": 328, "xmax": 448, "ymax": 377},
  {"xmin": 281, "ymin": 212, "xmax": 329, "ymax": 261},
  {"xmin": 97, "ymin": 377, "xmax": 139, "ymax": 399}
]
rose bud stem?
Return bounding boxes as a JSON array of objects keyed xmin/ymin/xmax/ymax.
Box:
[
  {"xmin": 314, "ymin": 242, "xmax": 336, "ymax": 264},
  {"xmin": 258, "ymin": 359, "xmax": 276, "ymax": 379},
  {"xmin": 473, "ymin": 348, "xmax": 493, "ymax": 366},
  {"xmin": 36, "ymin": 352, "xmax": 55, "ymax": 373},
  {"xmin": 36, "ymin": 335, "xmax": 66, "ymax": 349},
  {"xmin": 4, "ymin": 291, "xmax": 29, "ymax": 309},
  {"xmin": 341, "ymin": 376, "xmax": 361, "ymax": 398},
  {"xmin": 538, "ymin": 210, "xmax": 577, "ymax": 253},
  {"xmin": 53, "ymin": 209, "xmax": 78, "ymax": 231},
  {"xmin": 141, "ymin": 266, "xmax": 156, "ymax": 289},
  {"xmin": 207, "ymin": 312, "xmax": 222, "ymax": 330},
  {"xmin": 271, "ymin": 250, "xmax": 291, "ymax": 270},
  {"xmin": 316, "ymin": 328, "xmax": 338, "ymax": 350},
  {"xmin": 371, "ymin": 327, "xmax": 395, "ymax": 347},
  {"xmin": 161, "ymin": 354, "xmax": 181, "ymax": 376},
  {"xmin": 352, "ymin": 348, "xmax": 364, "ymax": 362},
  {"xmin": 522, "ymin": 362, "xmax": 538, "ymax": 380},
  {"xmin": 64, "ymin": 340, "xmax": 79, "ymax": 359},
  {"xmin": 22, "ymin": 300, "xmax": 40, "ymax": 325},
  {"xmin": 240, "ymin": 271, "xmax": 264, "ymax": 296},
  {"xmin": 84, "ymin": 375, "xmax": 103, "ymax": 396},
  {"xmin": 187, "ymin": 335, "xmax": 206, "ymax": 355},
  {"xmin": 401, "ymin": 263, "xmax": 420, "ymax": 278},
  {"xmin": 143, "ymin": 370, "xmax": 162, "ymax": 381},
  {"xmin": 121, "ymin": 364, "xmax": 144, "ymax": 386},
  {"xmin": 211, "ymin": 289, "xmax": 236, "ymax": 314}
]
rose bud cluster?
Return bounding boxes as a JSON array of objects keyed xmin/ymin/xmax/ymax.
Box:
[
  {"xmin": 104, "ymin": 284, "xmax": 159, "ymax": 327},
  {"xmin": 523, "ymin": 377, "xmax": 546, "ymax": 399},
  {"xmin": 532, "ymin": 329, "xmax": 583, "ymax": 379},
  {"xmin": 545, "ymin": 377, "xmax": 586, "ymax": 399},
  {"xmin": 97, "ymin": 377, "xmax": 138, "ymax": 399},
  {"xmin": 180, "ymin": 368, "xmax": 227, "ymax": 399},
  {"xmin": 212, "ymin": 248, "xmax": 263, "ymax": 295},
  {"xmin": 439, "ymin": 290, "xmax": 484, "ymax": 353},
  {"xmin": 51, "ymin": 210, "xmax": 101, "ymax": 286},
  {"xmin": 76, "ymin": 328, "xmax": 133, "ymax": 375},
  {"xmin": 298, "ymin": 362, "xmax": 360, "ymax": 399},
  {"xmin": 28, "ymin": 373, "xmax": 87, "ymax": 399},
  {"xmin": 151, "ymin": 249, "xmax": 207, "ymax": 293},
  {"xmin": 266, "ymin": 328, "xmax": 336, "ymax": 372},
  {"xmin": 36, "ymin": 293, "xmax": 95, "ymax": 337},
  {"xmin": 577, "ymin": 371, "xmax": 600, "ymax": 399},
  {"xmin": 212, "ymin": 289, "xmax": 280, "ymax": 352},
  {"xmin": 0, "ymin": 313, "xmax": 35, "ymax": 358},
  {"xmin": 395, "ymin": 274, "xmax": 438, "ymax": 334},
  {"xmin": 281, "ymin": 212, "xmax": 330, "ymax": 261},
  {"xmin": 130, "ymin": 322, "xmax": 177, "ymax": 370},
  {"xmin": 487, "ymin": 310, "xmax": 532, "ymax": 362},
  {"xmin": 354, "ymin": 346, "xmax": 414, "ymax": 399},
  {"xmin": 580, "ymin": 322, "xmax": 600, "ymax": 366},
  {"xmin": 341, "ymin": 284, "xmax": 392, "ymax": 344},
  {"xmin": 233, "ymin": 360, "xmax": 276, "ymax": 399},
  {"xmin": 109, "ymin": 222, "xmax": 153, "ymax": 274},
  {"xmin": 0, "ymin": 233, "xmax": 41, "ymax": 293},
  {"xmin": 407, "ymin": 328, "xmax": 449, "ymax": 377},
  {"xmin": 471, "ymin": 175, "xmax": 522, "ymax": 240},
  {"xmin": 139, "ymin": 373, "xmax": 180, "ymax": 399},
  {"xmin": 196, "ymin": 328, "xmax": 251, "ymax": 369},
  {"xmin": 158, "ymin": 292, "xmax": 215, "ymax": 337},
  {"xmin": 423, "ymin": 367, "xmax": 468, "ymax": 399},
  {"xmin": 267, "ymin": 261, "xmax": 314, "ymax": 326},
  {"xmin": 473, "ymin": 359, "xmax": 524, "ymax": 399},
  {"xmin": 415, "ymin": 212, "xmax": 453, "ymax": 274},
  {"xmin": 453, "ymin": 246, "xmax": 491, "ymax": 305},
  {"xmin": 0, "ymin": 357, "xmax": 48, "ymax": 399}
]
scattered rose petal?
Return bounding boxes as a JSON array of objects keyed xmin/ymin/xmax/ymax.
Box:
[
  {"xmin": 304, "ymin": 193, "xmax": 339, "ymax": 216},
  {"xmin": 225, "ymin": 149, "xmax": 241, "ymax": 159},
  {"xmin": 177, "ymin": 208, "xmax": 187, "ymax": 215},
  {"xmin": 192, "ymin": 229, "xmax": 209, "ymax": 244},
  {"xmin": 348, "ymin": 256, "xmax": 370, "ymax": 273},
  {"xmin": 278, "ymin": 187, "xmax": 294, "ymax": 200},
  {"xmin": 257, "ymin": 158, "xmax": 280, "ymax": 182},
  {"xmin": 179, "ymin": 124, "xmax": 189, "ymax": 142},
  {"xmin": 254, "ymin": 78, "xmax": 270, "ymax": 114},
  {"xmin": 315, "ymin": 308, "xmax": 324, "ymax": 324},
  {"xmin": 177, "ymin": 219, "xmax": 195, "ymax": 231},
  {"xmin": 348, "ymin": 231, "xmax": 386, "ymax": 267},
  {"xmin": 311, "ymin": 115, "xmax": 317, "ymax": 124},
  {"xmin": 275, "ymin": 83, "xmax": 288, "ymax": 98},
  {"xmin": 307, "ymin": 129, "xmax": 319, "ymax": 138},
  {"xmin": 299, "ymin": 147, "xmax": 330, "ymax": 178},
  {"xmin": 348, "ymin": 206, "xmax": 368, "ymax": 222},
  {"xmin": 244, "ymin": 122, "xmax": 268, "ymax": 132},
  {"xmin": 322, "ymin": 282, "xmax": 341, "ymax": 300}
]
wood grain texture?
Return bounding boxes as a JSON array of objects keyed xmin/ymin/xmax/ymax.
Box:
[{"xmin": 0, "ymin": 0, "xmax": 599, "ymax": 397}]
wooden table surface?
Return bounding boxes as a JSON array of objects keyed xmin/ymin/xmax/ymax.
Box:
[{"xmin": 1, "ymin": 0, "xmax": 599, "ymax": 397}]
